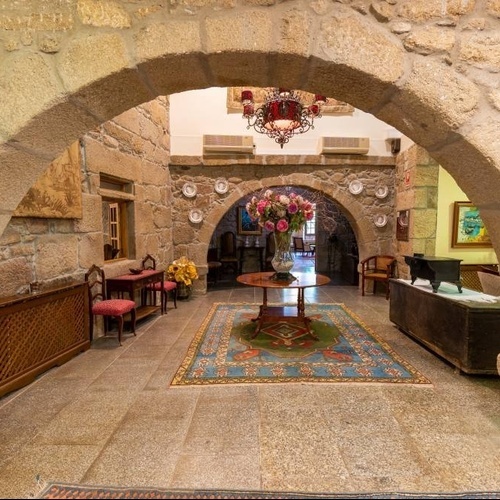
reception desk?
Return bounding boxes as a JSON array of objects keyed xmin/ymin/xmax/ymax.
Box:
[{"xmin": 390, "ymin": 279, "xmax": 500, "ymax": 375}]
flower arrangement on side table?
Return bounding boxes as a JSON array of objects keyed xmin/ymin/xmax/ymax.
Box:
[
  {"xmin": 166, "ymin": 256, "xmax": 198, "ymax": 299},
  {"xmin": 246, "ymin": 189, "xmax": 315, "ymax": 280}
]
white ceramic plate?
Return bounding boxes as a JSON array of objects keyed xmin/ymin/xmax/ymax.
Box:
[
  {"xmin": 348, "ymin": 180, "xmax": 363, "ymax": 195},
  {"xmin": 214, "ymin": 178, "xmax": 229, "ymax": 194},
  {"xmin": 375, "ymin": 185, "xmax": 389, "ymax": 199},
  {"xmin": 182, "ymin": 182, "xmax": 197, "ymax": 198},
  {"xmin": 188, "ymin": 208, "xmax": 203, "ymax": 224},
  {"xmin": 374, "ymin": 214, "xmax": 388, "ymax": 227}
]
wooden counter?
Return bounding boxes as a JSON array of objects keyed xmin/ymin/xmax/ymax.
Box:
[{"xmin": 389, "ymin": 279, "xmax": 500, "ymax": 375}]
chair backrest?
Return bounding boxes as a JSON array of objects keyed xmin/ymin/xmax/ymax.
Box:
[
  {"xmin": 85, "ymin": 264, "xmax": 107, "ymax": 304},
  {"xmin": 220, "ymin": 231, "xmax": 237, "ymax": 258},
  {"xmin": 142, "ymin": 253, "xmax": 156, "ymax": 270},
  {"xmin": 293, "ymin": 237, "xmax": 304, "ymax": 251},
  {"xmin": 207, "ymin": 247, "xmax": 219, "ymax": 262},
  {"xmin": 375, "ymin": 256, "xmax": 396, "ymax": 274},
  {"xmin": 478, "ymin": 271, "xmax": 500, "ymax": 296}
]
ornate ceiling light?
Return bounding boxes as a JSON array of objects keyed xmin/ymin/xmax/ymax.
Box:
[{"xmin": 241, "ymin": 88, "xmax": 326, "ymax": 149}]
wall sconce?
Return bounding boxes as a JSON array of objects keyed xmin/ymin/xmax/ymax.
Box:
[{"xmin": 386, "ymin": 128, "xmax": 403, "ymax": 155}]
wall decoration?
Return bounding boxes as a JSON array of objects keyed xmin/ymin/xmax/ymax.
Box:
[
  {"xmin": 182, "ymin": 182, "xmax": 197, "ymax": 198},
  {"xmin": 396, "ymin": 210, "xmax": 410, "ymax": 241},
  {"xmin": 214, "ymin": 178, "xmax": 229, "ymax": 194},
  {"xmin": 452, "ymin": 201, "xmax": 492, "ymax": 248},
  {"xmin": 188, "ymin": 208, "xmax": 203, "ymax": 224},
  {"xmin": 237, "ymin": 206, "xmax": 262, "ymax": 236},
  {"xmin": 13, "ymin": 140, "xmax": 83, "ymax": 219},
  {"xmin": 227, "ymin": 87, "xmax": 355, "ymax": 115},
  {"xmin": 374, "ymin": 214, "xmax": 388, "ymax": 227},
  {"xmin": 348, "ymin": 180, "xmax": 363, "ymax": 195}
]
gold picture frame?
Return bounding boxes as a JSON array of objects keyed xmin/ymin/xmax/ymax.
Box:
[
  {"xmin": 451, "ymin": 201, "xmax": 492, "ymax": 248},
  {"xmin": 227, "ymin": 87, "xmax": 354, "ymax": 115},
  {"xmin": 237, "ymin": 206, "xmax": 262, "ymax": 236}
]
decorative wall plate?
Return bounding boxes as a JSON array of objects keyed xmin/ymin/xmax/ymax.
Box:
[
  {"xmin": 398, "ymin": 211, "xmax": 409, "ymax": 227},
  {"xmin": 348, "ymin": 180, "xmax": 363, "ymax": 195},
  {"xmin": 374, "ymin": 214, "xmax": 388, "ymax": 227},
  {"xmin": 214, "ymin": 178, "xmax": 229, "ymax": 194},
  {"xmin": 375, "ymin": 185, "xmax": 389, "ymax": 199},
  {"xmin": 188, "ymin": 208, "xmax": 203, "ymax": 224},
  {"xmin": 182, "ymin": 182, "xmax": 197, "ymax": 198}
]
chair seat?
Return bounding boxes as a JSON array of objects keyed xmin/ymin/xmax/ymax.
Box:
[
  {"xmin": 92, "ymin": 299, "xmax": 136, "ymax": 316},
  {"xmin": 147, "ymin": 281, "xmax": 177, "ymax": 292},
  {"xmin": 364, "ymin": 271, "xmax": 390, "ymax": 279}
]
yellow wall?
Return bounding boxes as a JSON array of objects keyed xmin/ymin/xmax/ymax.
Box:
[{"xmin": 436, "ymin": 167, "xmax": 498, "ymax": 264}]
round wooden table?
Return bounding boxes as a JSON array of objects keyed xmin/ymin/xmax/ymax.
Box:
[{"xmin": 236, "ymin": 271, "xmax": 331, "ymax": 338}]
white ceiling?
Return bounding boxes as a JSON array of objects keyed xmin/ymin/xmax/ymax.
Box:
[{"xmin": 169, "ymin": 87, "xmax": 408, "ymax": 157}]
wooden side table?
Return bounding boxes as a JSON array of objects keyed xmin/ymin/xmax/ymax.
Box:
[{"xmin": 236, "ymin": 271, "xmax": 330, "ymax": 339}]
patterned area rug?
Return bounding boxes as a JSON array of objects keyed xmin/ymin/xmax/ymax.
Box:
[
  {"xmin": 171, "ymin": 303, "xmax": 431, "ymax": 386},
  {"xmin": 36, "ymin": 483, "xmax": 500, "ymax": 499}
]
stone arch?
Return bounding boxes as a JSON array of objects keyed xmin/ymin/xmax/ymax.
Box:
[
  {"xmin": 192, "ymin": 174, "xmax": 392, "ymax": 273},
  {"xmin": 0, "ymin": 2, "xmax": 499, "ymax": 257}
]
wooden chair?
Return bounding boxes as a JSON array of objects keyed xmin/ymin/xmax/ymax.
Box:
[
  {"xmin": 207, "ymin": 247, "xmax": 222, "ymax": 285},
  {"xmin": 141, "ymin": 254, "xmax": 177, "ymax": 312},
  {"xmin": 219, "ymin": 231, "xmax": 239, "ymax": 275},
  {"xmin": 478, "ymin": 271, "xmax": 500, "ymax": 296},
  {"xmin": 85, "ymin": 264, "xmax": 136, "ymax": 345},
  {"xmin": 360, "ymin": 255, "xmax": 396, "ymax": 300},
  {"xmin": 293, "ymin": 236, "xmax": 306, "ymax": 256}
]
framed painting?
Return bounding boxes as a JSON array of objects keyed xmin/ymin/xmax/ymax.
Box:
[
  {"xmin": 237, "ymin": 206, "xmax": 261, "ymax": 236},
  {"xmin": 452, "ymin": 201, "xmax": 492, "ymax": 248},
  {"xmin": 396, "ymin": 210, "xmax": 410, "ymax": 241}
]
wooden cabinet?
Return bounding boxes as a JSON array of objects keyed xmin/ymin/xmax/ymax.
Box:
[
  {"xmin": 0, "ymin": 283, "xmax": 90, "ymax": 398},
  {"xmin": 389, "ymin": 279, "xmax": 500, "ymax": 375}
]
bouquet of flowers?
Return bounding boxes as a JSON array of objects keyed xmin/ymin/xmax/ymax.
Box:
[
  {"xmin": 245, "ymin": 189, "xmax": 314, "ymax": 233},
  {"xmin": 166, "ymin": 256, "xmax": 198, "ymax": 286}
]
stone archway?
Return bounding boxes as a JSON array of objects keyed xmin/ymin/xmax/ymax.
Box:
[
  {"xmin": 0, "ymin": 1, "xmax": 499, "ymax": 257},
  {"xmin": 170, "ymin": 164, "xmax": 396, "ymax": 284}
]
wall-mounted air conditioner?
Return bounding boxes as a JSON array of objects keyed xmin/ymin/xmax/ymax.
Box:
[
  {"xmin": 203, "ymin": 135, "xmax": 255, "ymax": 155},
  {"xmin": 319, "ymin": 137, "xmax": 370, "ymax": 155}
]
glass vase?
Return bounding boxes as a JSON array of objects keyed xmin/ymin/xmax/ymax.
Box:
[{"xmin": 271, "ymin": 231, "xmax": 295, "ymax": 280}]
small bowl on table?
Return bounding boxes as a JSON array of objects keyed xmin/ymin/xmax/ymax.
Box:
[{"xmin": 129, "ymin": 268, "xmax": 143, "ymax": 275}]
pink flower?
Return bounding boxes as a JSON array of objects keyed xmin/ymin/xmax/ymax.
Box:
[
  {"xmin": 305, "ymin": 211, "xmax": 314, "ymax": 220},
  {"xmin": 288, "ymin": 202, "xmax": 298, "ymax": 214},
  {"xmin": 257, "ymin": 200, "xmax": 268, "ymax": 214},
  {"xmin": 276, "ymin": 219, "xmax": 289, "ymax": 232},
  {"xmin": 264, "ymin": 220, "xmax": 275, "ymax": 231}
]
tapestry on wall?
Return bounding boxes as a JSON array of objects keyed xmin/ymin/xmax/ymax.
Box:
[
  {"xmin": 226, "ymin": 87, "xmax": 355, "ymax": 115},
  {"xmin": 171, "ymin": 302, "xmax": 431, "ymax": 386},
  {"xmin": 13, "ymin": 140, "xmax": 83, "ymax": 219}
]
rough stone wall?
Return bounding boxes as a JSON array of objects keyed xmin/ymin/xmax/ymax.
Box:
[
  {"xmin": 169, "ymin": 155, "xmax": 396, "ymax": 294},
  {"xmin": 0, "ymin": 0, "xmax": 499, "ymax": 294},
  {"xmin": 0, "ymin": 98, "xmax": 170, "ymax": 298},
  {"xmin": 395, "ymin": 144, "xmax": 440, "ymax": 277}
]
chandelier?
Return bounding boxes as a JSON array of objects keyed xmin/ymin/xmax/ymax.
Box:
[{"xmin": 241, "ymin": 88, "xmax": 326, "ymax": 149}]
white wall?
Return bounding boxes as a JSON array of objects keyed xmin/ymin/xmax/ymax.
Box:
[
  {"xmin": 170, "ymin": 87, "xmax": 406, "ymax": 157},
  {"xmin": 436, "ymin": 167, "xmax": 498, "ymax": 264}
]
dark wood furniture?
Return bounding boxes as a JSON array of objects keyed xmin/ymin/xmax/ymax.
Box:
[
  {"xmin": 390, "ymin": 278, "xmax": 500, "ymax": 375},
  {"xmin": 106, "ymin": 269, "xmax": 165, "ymax": 322},
  {"xmin": 141, "ymin": 254, "xmax": 177, "ymax": 311},
  {"xmin": 236, "ymin": 271, "xmax": 330, "ymax": 339},
  {"xmin": 404, "ymin": 255, "xmax": 462, "ymax": 293},
  {"xmin": 86, "ymin": 265, "xmax": 137, "ymax": 346},
  {"xmin": 0, "ymin": 283, "xmax": 90, "ymax": 398},
  {"xmin": 238, "ymin": 245, "xmax": 265, "ymax": 274},
  {"xmin": 360, "ymin": 255, "xmax": 396, "ymax": 299},
  {"xmin": 219, "ymin": 231, "xmax": 239, "ymax": 275}
]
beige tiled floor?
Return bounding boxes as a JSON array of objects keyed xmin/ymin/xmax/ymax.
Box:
[{"xmin": 0, "ymin": 284, "xmax": 499, "ymax": 499}]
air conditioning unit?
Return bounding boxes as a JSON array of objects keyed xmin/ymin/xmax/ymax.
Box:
[
  {"xmin": 319, "ymin": 137, "xmax": 370, "ymax": 155},
  {"xmin": 203, "ymin": 135, "xmax": 255, "ymax": 155}
]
